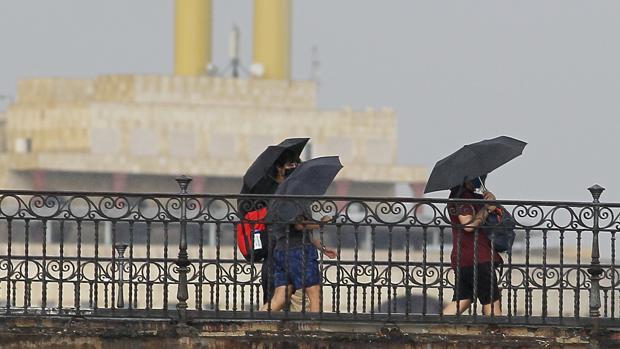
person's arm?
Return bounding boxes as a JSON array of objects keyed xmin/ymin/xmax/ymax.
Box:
[
  {"xmin": 458, "ymin": 191, "xmax": 497, "ymax": 232},
  {"xmin": 294, "ymin": 216, "xmax": 338, "ymax": 258},
  {"xmin": 311, "ymin": 237, "xmax": 338, "ymax": 259},
  {"xmin": 294, "ymin": 215, "xmax": 333, "ymax": 231},
  {"xmin": 459, "ymin": 208, "xmax": 492, "ymax": 232}
]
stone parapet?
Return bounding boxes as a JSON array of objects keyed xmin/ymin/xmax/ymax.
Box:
[
  {"xmin": 126, "ymin": 75, "xmax": 316, "ymax": 108},
  {"xmin": 16, "ymin": 78, "xmax": 94, "ymax": 104},
  {"xmin": 15, "ymin": 75, "xmax": 316, "ymax": 109}
]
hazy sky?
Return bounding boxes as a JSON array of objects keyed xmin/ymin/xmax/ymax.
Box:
[{"xmin": 1, "ymin": 1, "xmax": 619, "ymax": 202}]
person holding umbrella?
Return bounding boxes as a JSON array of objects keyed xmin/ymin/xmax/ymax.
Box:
[
  {"xmin": 238, "ymin": 138, "xmax": 309, "ymax": 305},
  {"xmin": 443, "ymin": 176, "xmax": 503, "ymax": 315},
  {"xmin": 260, "ymin": 156, "xmax": 342, "ymax": 313},
  {"xmin": 238, "ymin": 138, "xmax": 337, "ymax": 309},
  {"xmin": 424, "ymin": 136, "xmax": 526, "ymax": 316}
]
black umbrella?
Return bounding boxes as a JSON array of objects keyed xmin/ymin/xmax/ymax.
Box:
[
  {"xmin": 241, "ymin": 138, "xmax": 309, "ymax": 195},
  {"xmin": 270, "ymin": 156, "xmax": 343, "ymax": 221},
  {"xmin": 424, "ymin": 136, "xmax": 527, "ymax": 194}
]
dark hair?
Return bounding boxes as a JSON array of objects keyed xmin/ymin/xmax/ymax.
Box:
[
  {"xmin": 449, "ymin": 174, "xmax": 488, "ymax": 198},
  {"xmin": 271, "ymin": 150, "xmax": 301, "ymax": 179},
  {"xmin": 275, "ymin": 150, "xmax": 301, "ymax": 168},
  {"xmin": 449, "ymin": 185, "xmax": 464, "ymax": 199}
]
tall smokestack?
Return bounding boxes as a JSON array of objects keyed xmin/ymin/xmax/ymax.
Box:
[
  {"xmin": 252, "ymin": 0, "xmax": 291, "ymax": 80},
  {"xmin": 174, "ymin": 0, "xmax": 212, "ymax": 76}
]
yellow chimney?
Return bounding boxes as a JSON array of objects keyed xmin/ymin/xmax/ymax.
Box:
[
  {"xmin": 253, "ymin": 0, "xmax": 291, "ymax": 80},
  {"xmin": 174, "ymin": 0, "xmax": 212, "ymax": 76}
]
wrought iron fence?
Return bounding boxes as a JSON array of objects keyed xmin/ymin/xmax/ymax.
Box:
[{"xmin": 0, "ymin": 177, "xmax": 617, "ymax": 327}]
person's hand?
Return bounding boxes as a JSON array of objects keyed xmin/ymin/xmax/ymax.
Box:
[
  {"xmin": 483, "ymin": 191, "xmax": 496, "ymax": 201},
  {"xmin": 483, "ymin": 191, "xmax": 497, "ymax": 212},
  {"xmin": 320, "ymin": 215, "xmax": 333, "ymax": 223},
  {"xmin": 322, "ymin": 246, "xmax": 338, "ymax": 259}
]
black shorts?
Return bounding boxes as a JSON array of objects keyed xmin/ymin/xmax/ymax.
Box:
[{"xmin": 452, "ymin": 262, "xmax": 501, "ymax": 305}]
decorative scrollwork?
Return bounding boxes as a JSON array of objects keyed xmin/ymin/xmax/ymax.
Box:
[{"xmin": 0, "ymin": 190, "xmax": 616, "ymax": 320}]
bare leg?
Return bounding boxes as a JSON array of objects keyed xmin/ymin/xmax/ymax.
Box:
[
  {"xmin": 442, "ymin": 299, "xmax": 472, "ymax": 315},
  {"xmin": 260, "ymin": 285, "xmax": 292, "ymax": 311},
  {"xmin": 289, "ymin": 290, "xmax": 310, "ymax": 312},
  {"xmin": 482, "ymin": 300, "xmax": 502, "ymax": 316},
  {"xmin": 304, "ymin": 285, "xmax": 321, "ymax": 313}
]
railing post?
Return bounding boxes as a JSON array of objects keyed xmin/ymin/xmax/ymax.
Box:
[
  {"xmin": 587, "ymin": 184, "xmax": 604, "ymax": 318},
  {"xmin": 114, "ymin": 243, "xmax": 128, "ymax": 309},
  {"xmin": 176, "ymin": 175, "xmax": 192, "ymax": 323}
]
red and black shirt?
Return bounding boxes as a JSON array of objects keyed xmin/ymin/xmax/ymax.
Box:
[{"xmin": 448, "ymin": 189, "xmax": 503, "ymax": 269}]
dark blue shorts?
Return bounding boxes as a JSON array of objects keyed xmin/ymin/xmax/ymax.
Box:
[{"xmin": 273, "ymin": 245, "xmax": 321, "ymax": 292}]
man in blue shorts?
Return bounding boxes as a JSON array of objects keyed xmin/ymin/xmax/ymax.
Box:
[{"xmin": 260, "ymin": 214, "xmax": 336, "ymax": 312}]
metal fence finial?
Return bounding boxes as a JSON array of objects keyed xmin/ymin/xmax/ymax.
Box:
[{"xmin": 588, "ymin": 184, "xmax": 605, "ymax": 203}]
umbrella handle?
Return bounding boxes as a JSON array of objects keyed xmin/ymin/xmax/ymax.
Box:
[
  {"xmin": 480, "ymin": 179, "xmax": 488, "ymax": 194},
  {"xmin": 473, "ymin": 176, "xmax": 489, "ymax": 195}
]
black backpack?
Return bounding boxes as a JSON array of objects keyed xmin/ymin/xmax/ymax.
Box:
[{"xmin": 484, "ymin": 208, "xmax": 516, "ymax": 253}]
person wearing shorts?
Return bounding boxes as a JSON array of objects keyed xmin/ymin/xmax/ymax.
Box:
[
  {"xmin": 452, "ymin": 261, "xmax": 502, "ymax": 306},
  {"xmin": 442, "ymin": 178, "xmax": 503, "ymax": 316},
  {"xmin": 260, "ymin": 215, "xmax": 336, "ymax": 312},
  {"xmin": 250, "ymin": 150, "xmax": 334, "ymax": 309},
  {"xmin": 274, "ymin": 244, "xmax": 321, "ymax": 294}
]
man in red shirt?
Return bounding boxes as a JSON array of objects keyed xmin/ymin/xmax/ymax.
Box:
[{"xmin": 442, "ymin": 178, "xmax": 503, "ymax": 316}]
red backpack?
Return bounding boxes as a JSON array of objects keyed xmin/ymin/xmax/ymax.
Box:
[{"xmin": 236, "ymin": 207, "xmax": 269, "ymax": 262}]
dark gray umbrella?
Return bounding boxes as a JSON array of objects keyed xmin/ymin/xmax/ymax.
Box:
[
  {"xmin": 424, "ymin": 136, "xmax": 527, "ymax": 193},
  {"xmin": 270, "ymin": 156, "xmax": 343, "ymax": 221},
  {"xmin": 241, "ymin": 138, "xmax": 309, "ymax": 195}
]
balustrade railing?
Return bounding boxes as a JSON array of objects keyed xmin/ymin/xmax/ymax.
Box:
[{"xmin": 0, "ymin": 178, "xmax": 617, "ymax": 327}]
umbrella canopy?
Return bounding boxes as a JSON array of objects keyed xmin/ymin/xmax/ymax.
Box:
[
  {"xmin": 270, "ymin": 156, "xmax": 343, "ymax": 221},
  {"xmin": 424, "ymin": 136, "xmax": 527, "ymax": 194},
  {"xmin": 241, "ymin": 138, "xmax": 309, "ymax": 194}
]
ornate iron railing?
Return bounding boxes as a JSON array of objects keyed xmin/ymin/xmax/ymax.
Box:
[{"xmin": 0, "ymin": 177, "xmax": 617, "ymax": 327}]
